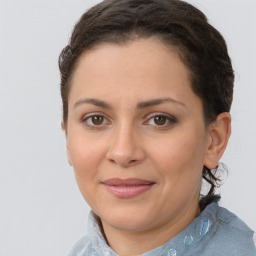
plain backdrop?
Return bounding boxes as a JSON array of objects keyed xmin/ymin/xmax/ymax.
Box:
[{"xmin": 0, "ymin": 0, "xmax": 255, "ymax": 255}]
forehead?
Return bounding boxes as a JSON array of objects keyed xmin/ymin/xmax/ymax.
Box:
[{"xmin": 68, "ymin": 38, "xmax": 201, "ymax": 110}]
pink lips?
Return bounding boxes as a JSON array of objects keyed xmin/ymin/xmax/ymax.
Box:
[{"xmin": 101, "ymin": 178, "xmax": 155, "ymax": 199}]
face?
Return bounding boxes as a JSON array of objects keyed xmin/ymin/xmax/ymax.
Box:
[{"xmin": 65, "ymin": 38, "xmax": 212, "ymax": 234}]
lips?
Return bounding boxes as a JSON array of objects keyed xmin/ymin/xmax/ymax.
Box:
[{"xmin": 101, "ymin": 178, "xmax": 155, "ymax": 198}]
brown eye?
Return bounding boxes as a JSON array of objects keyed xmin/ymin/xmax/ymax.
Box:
[
  {"xmin": 154, "ymin": 116, "xmax": 167, "ymax": 125},
  {"xmin": 91, "ymin": 116, "xmax": 104, "ymax": 125},
  {"xmin": 146, "ymin": 113, "xmax": 177, "ymax": 128},
  {"xmin": 83, "ymin": 114, "xmax": 109, "ymax": 127}
]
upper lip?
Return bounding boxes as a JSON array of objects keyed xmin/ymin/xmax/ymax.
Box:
[{"xmin": 101, "ymin": 178, "xmax": 155, "ymax": 186}]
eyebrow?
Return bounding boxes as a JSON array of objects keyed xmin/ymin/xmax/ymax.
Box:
[
  {"xmin": 137, "ymin": 98, "xmax": 186, "ymax": 108},
  {"xmin": 73, "ymin": 97, "xmax": 186, "ymax": 109},
  {"xmin": 74, "ymin": 98, "xmax": 112, "ymax": 109}
]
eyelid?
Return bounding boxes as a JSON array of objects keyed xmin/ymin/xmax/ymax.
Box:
[
  {"xmin": 81, "ymin": 112, "xmax": 112, "ymax": 127},
  {"xmin": 80, "ymin": 111, "xmax": 176, "ymax": 128},
  {"xmin": 145, "ymin": 112, "xmax": 176, "ymax": 120},
  {"xmin": 144, "ymin": 112, "xmax": 177, "ymax": 126}
]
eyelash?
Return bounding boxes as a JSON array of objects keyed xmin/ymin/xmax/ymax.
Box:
[
  {"xmin": 144, "ymin": 113, "xmax": 177, "ymax": 128},
  {"xmin": 81, "ymin": 112, "xmax": 111, "ymax": 129},
  {"xmin": 81, "ymin": 112, "xmax": 177, "ymax": 129}
]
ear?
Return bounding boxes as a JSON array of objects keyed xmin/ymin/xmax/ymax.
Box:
[
  {"xmin": 61, "ymin": 121, "xmax": 73, "ymax": 166},
  {"xmin": 204, "ymin": 112, "xmax": 231, "ymax": 169}
]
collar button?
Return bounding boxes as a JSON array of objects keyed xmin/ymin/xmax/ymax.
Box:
[
  {"xmin": 168, "ymin": 248, "xmax": 177, "ymax": 256},
  {"xmin": 184, "ymin": 235, "xmax": 193, "ymax": 246},
  {"xmin": 200, "ymin": 219, "xmax": 211, "ymax": 237}
]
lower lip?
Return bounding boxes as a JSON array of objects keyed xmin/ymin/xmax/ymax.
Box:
[{"xmin": 102, "ymin": 184, "xmax": 154, "ymax": 198}]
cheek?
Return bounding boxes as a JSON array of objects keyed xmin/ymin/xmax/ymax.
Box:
[
  {"xmin": 149, "ymin": 130, "xmax": 206, "ymax": 184},
  {"xmin": 150, "ymin": 135, "xmax": 204, "ymax": 210},
  {"xmin": 67, "ymin": 133, "xmax": 106, "ymax": 177},
  {"xmin": 67, "ymin": 135, "xmax": 105, "ymax": 205},
  {"xmin": 150, "ymin": 135, "xmax": 197, "ymax": 167}
]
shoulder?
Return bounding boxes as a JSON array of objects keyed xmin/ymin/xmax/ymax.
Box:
[
  {"xmin": 208, "ymin": 204, "xmax": 256, "ymax": 255},
  {"xmin": 217, "ymin": 205, "xmax": 254, "ymax": 232},
  {"xmin": 68, "ymin": 235, "xmax": 91, "ymax": 256}
]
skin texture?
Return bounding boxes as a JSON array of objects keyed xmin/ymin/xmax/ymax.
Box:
[{"xmin": 64, "ymin": 38, "xmax": 231, "ymax": 255}]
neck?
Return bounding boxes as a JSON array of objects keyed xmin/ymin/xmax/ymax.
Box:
[{"xmin": 101, "ymin": 200, "xmax": 200, "ymax": 256}]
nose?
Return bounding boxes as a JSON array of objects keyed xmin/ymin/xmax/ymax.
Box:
[{"xmin": 106, "ymin": 124, "xmax": 146, "ymax": 168}]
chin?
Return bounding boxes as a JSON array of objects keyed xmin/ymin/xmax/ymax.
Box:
[
  {"xmin": 99, "ymin": 206, "xmax": 156, "ymax": 232},
  {"xmin": 107, "ymin": 217, "xmax": 152, "ymax": 232}
]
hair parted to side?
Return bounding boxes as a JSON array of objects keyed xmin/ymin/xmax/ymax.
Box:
[{"xmin": 59, "ymin": 0, "xmax": 234, "ymax": 210}]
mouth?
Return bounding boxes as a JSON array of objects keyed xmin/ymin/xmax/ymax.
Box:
[{"xmin": 101, "ymin": 178, "xmax": 156, "ymax": 199}]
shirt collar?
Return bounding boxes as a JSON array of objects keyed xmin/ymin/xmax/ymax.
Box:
[{"xmin": 87, "ymin": 202, "xmax": 219, "ymax": 256}]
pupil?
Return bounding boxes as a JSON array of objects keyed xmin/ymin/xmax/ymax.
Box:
[{"xmin": 154, "ymin": 116, "xmax": 166, "ymax": 125}]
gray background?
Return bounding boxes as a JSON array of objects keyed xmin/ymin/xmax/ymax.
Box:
[{"xmin": 0, "ymin": 0, "xmax": 255, "ymax": 255}]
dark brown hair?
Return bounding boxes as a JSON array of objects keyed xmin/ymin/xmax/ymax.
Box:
[{"xmin": 59, "ymin": 0, "xmax": 234, "ymax": 210}]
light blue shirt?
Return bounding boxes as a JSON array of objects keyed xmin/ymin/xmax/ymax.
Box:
[{"xmin": 68, "ymin": 203, "xmax": 256, "ymax": 256}]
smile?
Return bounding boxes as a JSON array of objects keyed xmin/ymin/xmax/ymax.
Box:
[{"xmin": 101, "ymin": 178, "xmax": 155, "ymax": 199}]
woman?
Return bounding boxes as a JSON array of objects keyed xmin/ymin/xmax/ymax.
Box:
[{"xmin": 59, "ymin": 0, "xmax": 256, "ymax": 255}]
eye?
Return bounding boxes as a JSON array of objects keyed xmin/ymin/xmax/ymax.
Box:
[
  {"xmin": 82, "ymin": 114, "xmax": 110, "ymax": 128},
  {"xmin": 146, "ymin": 113, "xmax": 177, "ymax": 127},
  {"xmin": 152, "ymin": 116, "xmax": 167, "ymax": 125}
]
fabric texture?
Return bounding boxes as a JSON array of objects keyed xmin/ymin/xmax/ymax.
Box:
[{"xmin": 68, "ymin": 203, "xmax": 256, "ymax": 256}]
